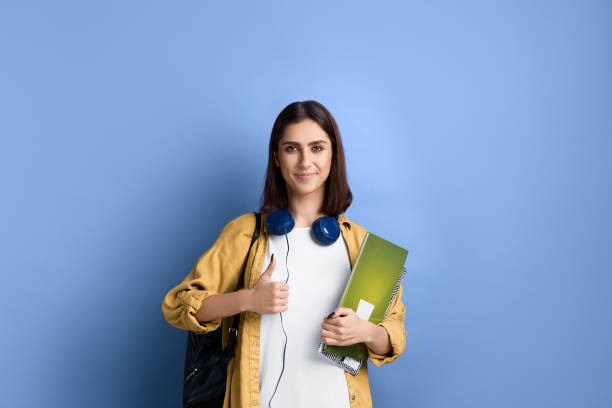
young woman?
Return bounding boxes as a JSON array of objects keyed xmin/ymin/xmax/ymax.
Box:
[{"xmin": 162, "ymin": 100, "xmax": 407, "ymax": 408}]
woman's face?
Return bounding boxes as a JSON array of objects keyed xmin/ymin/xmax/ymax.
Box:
[{"xmin": 274, "ymin": 119, "xmax": 333, "ymax": 199}]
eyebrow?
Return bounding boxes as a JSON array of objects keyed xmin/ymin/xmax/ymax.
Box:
[{"xmin": 280, "ymin": 139, "xmax": 329, "ymax": 146}]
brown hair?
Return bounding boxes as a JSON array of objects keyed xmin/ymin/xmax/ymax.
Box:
[{"xmin": 259, "ymin": 100, "xmax": 353, "ymax": 216}]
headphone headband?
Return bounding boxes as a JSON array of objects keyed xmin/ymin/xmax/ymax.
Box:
[{"xmin": 265, "ymin": 208, "xmax": 341, "ymax": 245}]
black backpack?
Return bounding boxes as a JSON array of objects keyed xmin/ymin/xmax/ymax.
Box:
[{"xmin": 182, "ymin": 212, "xmax": 261, "ymax": 408}]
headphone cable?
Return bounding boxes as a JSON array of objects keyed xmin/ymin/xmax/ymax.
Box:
[{"xmin": 268, "ymin": 233, "xmax": 290, "ymax": 408}]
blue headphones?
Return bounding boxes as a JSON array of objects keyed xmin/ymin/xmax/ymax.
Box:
[{"xmin": 265, "ymin": 208, "xmax": 341, "ymax": 245}]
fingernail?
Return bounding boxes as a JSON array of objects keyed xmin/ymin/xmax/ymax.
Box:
[
  {"xmin": 327, "ymin": 312, "xmax": 335, "ymax": 319},
  {"xmin": 271, "ymin": 254, "xmax": 274, "ymax": 262}
]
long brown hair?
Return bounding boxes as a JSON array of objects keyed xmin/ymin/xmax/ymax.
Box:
[{"xmin": 260, "ymin": 100, "xmax": 353, "ymax": 216}]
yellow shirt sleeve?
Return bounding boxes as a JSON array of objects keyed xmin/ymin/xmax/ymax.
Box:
[
  {"xmin": 366, "ymin": 283, "xmax": 407, "ymax": 366},
  {"xmin": 161, "ymin": 214, "xmax": 254, "ymax": 333}
]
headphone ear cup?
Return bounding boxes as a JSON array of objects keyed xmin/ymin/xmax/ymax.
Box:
[
  {"xmin": 311, "ymin": 216, "xmax": 341, "ymax": 245},
  {"xmin": 265, "ymin": 208, "xmax": 295, "ymax": 235}
]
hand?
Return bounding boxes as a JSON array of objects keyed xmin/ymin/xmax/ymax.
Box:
[
  {"xmin": 320, "ymin": 307, "xmax": 371, "ymax": 346},
  {"xmin": 246, "ymin": 254, "xmax": 289, "ymax": 315}
]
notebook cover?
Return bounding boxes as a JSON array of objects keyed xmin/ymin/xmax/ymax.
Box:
[{"xmin": 322, "ymin": 232, "xmax": 408, "ymax": 360}]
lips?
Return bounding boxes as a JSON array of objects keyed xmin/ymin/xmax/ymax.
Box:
[{"xmin": 295, "ymin": 173, "xmax": 315, "ymax": 180}]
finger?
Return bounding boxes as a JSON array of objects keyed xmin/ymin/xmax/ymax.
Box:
[
  {"xmin": 274, "ymin": 282, "xmax": 289, "ymax": 291},
  {"xmin": 321, "ymin": 322, "xmax": 342, "ymax": 333},
  {"xmin": 324, "ymin": 312, "xmax": 344, "ymax": 324},
  {"xmin": 321, "ymin": 334, "xmax": 340, "ymax": 346},
  {"xmin": 274, "ymin": 298, "xmax": 288, "ymax": 306},
  {"xmin": 325, "ymin": 314, "xmax": 351, "ymax": 327},
  {"xmin": 324, "ymin": 315, "xmax": 339, "ymax": 324},
  {"xmin": 267, "ymin": 254, "xmax": 277, "ymax": 270},
  {"xmin": 334, "ymin": 307, "xmax": 355, "ymax": 317},
  {"xmin": 321, "ymin": 322, "xmax": 341, "ymax": 333},
  {"xmin": 261, "ymin": 254, "xmax": 276, "ymax": 279},
  {"xmin": 274, "ymin": 305, "xmax": 288, "ymax": 313},
  {"xmin": 321, "ymin": 328, "xmax": 337, "ymax": 339}
]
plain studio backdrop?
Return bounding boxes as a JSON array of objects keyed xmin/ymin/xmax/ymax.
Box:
[{"xmin": 1, "ymin": 1, "xmax": 610, "ymax": 407}]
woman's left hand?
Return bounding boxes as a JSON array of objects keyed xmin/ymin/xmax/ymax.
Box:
[{"xmin": 320, "ymin": 307, "xmax": 371, "ymax": 346}]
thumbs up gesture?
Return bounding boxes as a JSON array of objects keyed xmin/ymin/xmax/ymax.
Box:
[{"xmin": 247, "ymin": 254, "xmax": 289, "ymax": 315}]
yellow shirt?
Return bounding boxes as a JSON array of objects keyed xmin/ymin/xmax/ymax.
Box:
[{"xmin": 162, "ymin": 212, "xmax": 407, "ymax": 408}]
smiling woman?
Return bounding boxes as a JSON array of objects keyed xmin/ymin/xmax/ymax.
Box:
[{"xmin": 161, "ymin": 100, "xmax": 407, "ymax": 408}]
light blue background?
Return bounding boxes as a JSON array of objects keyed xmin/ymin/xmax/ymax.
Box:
[{"xmin": 1, "ymin": 1, "xmax": 611, "ymax": 407}]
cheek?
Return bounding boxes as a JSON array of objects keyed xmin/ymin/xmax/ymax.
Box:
[
  {"xmin": 321, "ymin": 152, "xmax": 333, "ymax": 171},
  {"xmin": 278, "ymin": 155, "xmax": 296, "ymax": 176},
  {"xmin": 276, "ymin": 152, "xmax": 288, "ymax": 167}
]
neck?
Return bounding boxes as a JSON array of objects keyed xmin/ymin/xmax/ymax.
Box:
[{"xmin": 286, "ymin": 187, "xmax": 326, "ymax": 227}]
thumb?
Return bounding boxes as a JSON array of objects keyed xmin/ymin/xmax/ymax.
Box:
[{"xmin": 261, "ymin": 254, "xmax": 276, "ymax": 280}]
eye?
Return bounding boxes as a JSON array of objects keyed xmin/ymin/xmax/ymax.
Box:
[
  {"xmin": 313, "ymin": 145, "xmax": 323, "ymax": 152},
  {"xmin": 285, "ymin": 145, "xmax": 296, "ymax": 152}
]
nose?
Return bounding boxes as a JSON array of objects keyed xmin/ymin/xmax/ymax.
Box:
[{"xmin": 299, "ymin": 150, "xmax": 312, "ymax": 168}]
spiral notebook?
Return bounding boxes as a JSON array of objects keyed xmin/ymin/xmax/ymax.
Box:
[{"xmin": 317, "ymin": 232, "xmax": 408, "ymax": 375}]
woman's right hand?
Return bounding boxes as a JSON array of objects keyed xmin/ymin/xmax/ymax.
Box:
[{"xmin": 247, "ymin": 254, "xmax": 289, "ymax": 315}]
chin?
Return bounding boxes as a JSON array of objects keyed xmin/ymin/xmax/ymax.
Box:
[{"xmin": 289, "ymin": 184, "xmax": 325, "ymax": 196}]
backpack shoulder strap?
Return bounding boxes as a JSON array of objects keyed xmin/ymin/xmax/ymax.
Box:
[{"xmin": 249, "ymin": 211, "xmax": 261, "ymax": 252}]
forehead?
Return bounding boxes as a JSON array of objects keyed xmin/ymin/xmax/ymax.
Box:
[{"xmin": 280, "ymin": 119, "xmax": 330, "ymax": 143}]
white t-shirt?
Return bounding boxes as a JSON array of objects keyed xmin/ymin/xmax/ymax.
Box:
[{"xmin": 259, "ymin": 227, "xmax": 352, "ymax": 408}]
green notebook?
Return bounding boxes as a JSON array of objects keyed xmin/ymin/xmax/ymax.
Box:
[{"xmin": 321, "ymin": 232, "xmax": 408, "ymax": 363}]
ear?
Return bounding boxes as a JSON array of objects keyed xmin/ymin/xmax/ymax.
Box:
[{"xmin": 274, "ymin": 151, "xmax": 280, "ymax": 167}]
